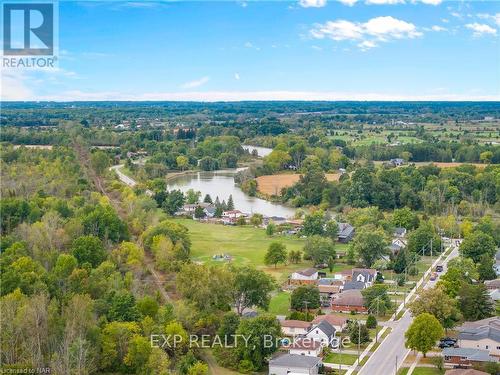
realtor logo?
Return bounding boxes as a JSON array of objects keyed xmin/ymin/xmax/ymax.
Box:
[{"xmin": 3, "ymin": 2, "xmax": 54, "ymax": 55}]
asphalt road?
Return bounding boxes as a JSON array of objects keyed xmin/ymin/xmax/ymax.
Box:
[{"xmin": 357, "ymin": 244, "xmax": 460, "ymax": 375}]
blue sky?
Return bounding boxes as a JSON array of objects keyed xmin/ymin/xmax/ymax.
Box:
[{"xmin": 2, "ymin": 0, "xmax": 499, "ymax": 101}]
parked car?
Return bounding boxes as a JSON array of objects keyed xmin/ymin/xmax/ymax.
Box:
[
  {"xmin": 438, "ymin": 337, "xmax": 457, "ymax": 348},
  {"xmin": 430, "ymin": 272, "xmax": 438, "ymax": 281},
  {"xmin": 435, "ymin": 264, "xmax": 444, "ymax": 272}
]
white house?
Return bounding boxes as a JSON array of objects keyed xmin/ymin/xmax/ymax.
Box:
[
  {"xmin": 280, "ymin": 320, "xmax": 312, "ymax": 337},
  {"xmin": 288, "ymin": 339, "xmax": 322, "ymax": 357},
  {"xmin": 268, "ymin": 354, "xmax": 321, "ymax": 375},
  {"xmin": 305, "ymin": 320, "xmax": 336, "ymax": 347},
  {"xmin": 458, "ymin": 317, "xmax": 500, "ymax": 357},
  {"xmin": 289, "ymin": 268, "xmax": 319, "ymax": 285},
  {"xmin": 352, "ymin": 269, "xmax": 377, "ymax": 286}
]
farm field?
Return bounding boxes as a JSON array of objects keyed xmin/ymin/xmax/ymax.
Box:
[{"xmin": 256, "ymin": 173, "xmax": 341, "ymax": 196}]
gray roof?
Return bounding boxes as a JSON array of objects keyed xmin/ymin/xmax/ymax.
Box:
[
  {"xmin": 394, "ymin": 227, "xmax": 407, "ymax": 235},
  {"xmin": 297, "ymin": 268, "xmax": 318, "ymax": 277},
  {"xmin": 443, "ymin": 348, "xmax": 493, "ymax": 362},
  {"xmin": 309, "ymin": 320, "xmax": 336, "ymax": 338},
  {"xmin": 343, "ymin": 281, "xmax": 366, "ymax": 291},
  {"xmin": 318, "ymin": 278, "xmax": 338, "ymax": 285},
  {"xmin": 269, "ymin": 354, "xmax": 321, "ymax": 368},
  {"xmin": 458, "ymin": 317, "xmax": 500, "ymax": 342},
  {"xmin": 338, "ymin": 223, "xmax": 355, "ymax": 239},
  {"xmin": 352, "ymin": 268, "xmax": 376, "ymax": 282}
]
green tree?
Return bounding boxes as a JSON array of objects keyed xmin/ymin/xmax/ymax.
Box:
[
  {"xmin": 348, "ymin": 321, "xmax": 371, "ymax": 344},
  {"xmin": 203, "ymin": 194, "xmax": 212, "ymax": 204},
  {"xmin": 350, "ymin": 228, "xmax": 387, "ymax": 268},
  {"xmin": 392, "ymin": 207, "xmax": 419, "ymax": 230},
  {"xmin": 459, "ymin": 231, "xmax": 496, "ymax": 263},
  {"xmin": 407, "ymin": 222, "xmax": 441, "ymax": 256},
  {"xmin": 366, "ymin": 315, "xmax": 377, "ymax": 329},
  {"xmin": 176, "ymin": 155, "xmax": 189, "ymax": 171},
  {"xmin": 194, "ymin": 206, "xmax": 205, "ymax": 219},
  {"xmin": 266, "ymin": 223, "xmax": 276, "ymax": 236},
  {"xmin": 124, "ymin": 334, "xmax": 152, "ymax": 372},
  {"xmin": 231, "ymin": 266, "xmax": 275, "ymax": 315},
  {"xmin": 235, "ymin": 315, "xmax": 281, "ymax": 370},
  {"xmin": 136, "ymin": 295, "xmax": 159, "ymax": 318},
  {"xmin": 188, "ymin": 362, "xmax": 209, "ymax": 375},
  {"xmin": 478, "ymin": 254, "xmax": 496, "ymax": 281},
  {"xmin": 301, "ymin": 211, "xmax": 326, "ymax": 236},
  {"xmin": 409, "ymin": 286, "xmax": 461, "ymax": 330},
  {"xmin": 90, "ymin": 151, "xmax": 110, "ymax": 175},
  {"xmin": 250, "ymin": 214, "xmax": 263, "ymax": 227},
  {"xmin": 101, "ymin": 321, "xmax": 141, "ymax": 371},
  {"xmin": 264, "ymin": 242, "xmax": 287, "ymax": 268},
  {"xmin": 288, "ymin": 250, "xmax": 302, "ymax": 264},
  {"xmin": 291, "ymin": 285, "xmax": 320, "ymax": 310},
  {"xmin": 303, "ymin": 235, "xmax": 335, "ymax": 265},
  {"xmin": 226, "ymin": 195, "xmax": 235, "ymax": 211},
  {"xmin": 362, "ymin": 285, "xmax": 392, "ymax": 316},
  {"xmin": 108, "ymin": 291, "xmax": 140, "ymax": 322},
  {"xmin": 458, "ymin": 283, "xmax": 494, "ymax": 321},
  {"xmin": 405, "ymin": 313, "xmax": 443, "ymax": 357},
  {"xmin": 71, "ymin": 235, "xmax": 106, "ymax": 268}
]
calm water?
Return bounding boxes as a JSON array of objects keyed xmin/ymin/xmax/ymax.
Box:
[
  {"xmin": 166, "ymin": 169, "xmax": 296, "ymax": 218},
  {"xmin": 242, "ymin": 145, "xmax": 273, "ymax": 157}
]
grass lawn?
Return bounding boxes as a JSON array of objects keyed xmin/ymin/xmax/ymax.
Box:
[
  {"xmin": 267, "ymin": 291, "xmax": 291, "ymax": 315},
  {"xmin": 324, "ymin": 353, "xmax": 359, "ymax": 365},
  {"xmin": 172, "ymin": 218, "xmax": 332, "ymax": 282},
  {"xmin": 398, "ymin": 368, "xmax": 443, "ymax": 375}
]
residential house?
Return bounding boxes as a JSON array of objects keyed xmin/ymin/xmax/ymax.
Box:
[
  {"xmin": 390, "ymin": 158, "xmax": 405, "ymax": 167},
  {"xmin": 338, "ymin": 223, "xmax": 355, "ymax": 243},
  {"xmin": 342, "ymin": 281, "xmax": 366, "ymax": 291},
  {"xmin": 458, "ymin": 317, "xmax": 500, "ymax": 356},
  {"xmin": 442, "ymin": 348, "xmax": 497, "ymax": 368},
  {"xmin": 268, "ymin": 354, "xmax": 321, "ymax": 375},
  {"xmin": 317, "ymin": 279, "xmax": 342, "ymax": 306},
  {"xmin": 305, "ymin": 320, "xmax": 336, "ymax": 347},
  {"xmin": 312, "ymin": 315, "xmax": 348, "ymax": 332},
  {"xmin": 288, "ymin": 339, "xmax": 323, "ymax": 357},
  {"xmin": 352, "ymin": 269, "xmax": 377, "ymax": 286},
  {"xmin": 222, "ymin": 210, "xmax": 245, "ymax": 224},
  {"xmin": 489, "ymin": 289, "xmax": 500, "ymax": 302},
  {"xmin": 331, "ymin": 290, "xmax": 367, "ymax": 313},
  {"xmin": 280, "ymin": 320, "xmax": 313, "ymax": 337},
  {"xmin": 289, "ymin": 269, "xmax": 319, "ymax": 286},
  {"xmin": 393, "ymin": 227, "xmax": 407, "ymax": 238},
  {"xmin": 389, "ymin": 238, "xmax": 407, "ymax": 256}
]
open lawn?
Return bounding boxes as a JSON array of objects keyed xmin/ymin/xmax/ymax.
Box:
[
  {"xmin": 324, "ymin": 353, "xmax": 359, "ymax": 365},
  {"xmin": 172, "ymin": 218, "xmax": 346, "ymax": 282},
  {"xmin": 256, "ymin": 173, "xmax": 341, "ymax": 196},
  {"xmin": 267, "ymin": 291, "xmax": 291, "ymax": 315}
]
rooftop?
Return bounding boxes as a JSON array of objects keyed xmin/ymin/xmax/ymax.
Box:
[
  {"xmin": 269, "ymin": 353, "xmax": 321, "ymax": 368},
  {"xmin": 280, "ymin": 320, "xmax": 312, "ymax": 329},
  {"xmin": 443, "ymin": 348, "xmax": 493, "ymax": 362}
]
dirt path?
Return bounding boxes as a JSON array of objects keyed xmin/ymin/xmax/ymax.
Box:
[{"xmin": 73, "ymin": 141, "xmax": 171, "ymax": 303}]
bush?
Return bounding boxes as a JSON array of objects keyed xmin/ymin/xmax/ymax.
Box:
[
  {"xmin": 238, "ymin": 360, "xmax": 254, "ymax": 374},
  {"xmin": 366, "ymin": 314, "xmax": 377, "ymax": 329}
]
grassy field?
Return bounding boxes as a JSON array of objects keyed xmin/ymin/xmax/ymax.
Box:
[
  {"xmin": 172, "ymin": 218, "xmax": 319, "ymax": 281},
  {"xmin": 256, "ymin": 173, "xmax": 341, "ymax": 196},
  {"xmin": 324, "ymin": 353, "xmax": 359, "ymax": 365},
  {"xmin": 267, "ymin": 291, "xmax": 291, "ymax": 315}
]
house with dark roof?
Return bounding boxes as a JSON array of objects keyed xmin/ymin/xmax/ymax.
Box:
[
  {"xmin": 388, "ymin": 238, "xmax": 407, "ymax": 256},
  {"xmin": 393, "ymin": 227, "xmax": 407, "ymax": 238},
  {"xmin": 305, "ymin": 320, "xmax": 336, "ymax": 347},
  {"xmin": 312, "ymin": 314, "xmax": 348, "ymax": 332},
  {"xmin": 352, "ymin": 269, "xmax": 377, "ymax": 286},
  {"xmin": 268, "ymin": 354, "xmax": 321, "ymax": 375},
  {"xmin": 331, "ymin": 290, "xmax": 366, "ymax": 313},
  {"xmin": 458, "ymin": 317, "xmax": 500, "ymax": 356},
  {"xmin": 443, "ymin": 348, "xmax": 497, "ymax": 367},
  {"xmin": 338, "ymin": 223, "xmax": 355, "ymax": 243},
  {"xmin": 343, "ymin": 281, "xmax": 366, "ymax": 291}
]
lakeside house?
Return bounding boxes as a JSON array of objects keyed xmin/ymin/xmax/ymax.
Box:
[
  {"xmin": 457, "ymin": 317, "xmax": 500, "ymax": 356},
  {"xmin": 443, "ymin": 348, "xmax": 497, "ymax": 368},
  {"xmin": 268, "ymin": 354, "xmax": 321, "ymax": 375}
]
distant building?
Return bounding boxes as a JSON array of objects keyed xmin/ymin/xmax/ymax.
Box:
[
  {"xmin": 390, "ymin": 158, "xmax": 405, "ymax": 167},
  {"xmin": 393, "ymin": 227, "xmax": 407, "ymax": 238},
  {"xmin": 443, "ymin": 348, "xmax": 497, "ymax": 368},
  {"xmin": 312, "ymin": 314, "xmax": 348, "ymax": 332},
  {"xmin": 338, "ymin": 223, "xmax": 355, "ymax": 243},
  {"xmin": 352, "ymin": 269, "xmax": 377, "ymax": 286},
  {"xmin": 268, "ymin": 354, "xmax": 321, "ymax": 375}
]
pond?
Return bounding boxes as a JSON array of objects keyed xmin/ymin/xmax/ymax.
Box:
[
  {"xmin": 242, "ymin": 145, "xmax": 273, "ymax": 158},
  {"xmin": 166, "ymin": 169, "xmax": 296, "ymax": 218}
]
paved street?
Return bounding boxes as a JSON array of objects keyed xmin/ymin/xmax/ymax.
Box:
[{"xmin": 357, "ymin": 244, "xmax": 460, "ymax": 375}]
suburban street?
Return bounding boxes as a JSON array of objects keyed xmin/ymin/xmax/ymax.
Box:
[{"xmin": 357, "ymin": 244, "xmax": 460, "ymax": 375}]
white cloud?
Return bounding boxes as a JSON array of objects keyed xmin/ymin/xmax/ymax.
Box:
[
  {"xmin": 244, "ymin": 41, "xmax": 253, "ymax": 48},
  {"xmin": 419, "ymin": 0, "xmax": 442, "ymax": 5},
  {"xmin": 9, "ymin": 89, "xmax": 499, "ymax": 102},
  {"xmin": 234, "ymin": 73, "xmax": 240, "ymax": 80},
  {"xmin": 338, "ymin": 0, "xmax": 358, "ymax": 6},
  {"xmin": 431, "ymin": 25, "xmax": 447, "ymax": 32},
  {"xmin": 366, "ymin": 0, "xmax": 404, "ymax": 4},
  {"xmin": 299, "ymin": 0, "xmax": 327, "ymax": 7},
  {"xmin": 465, "ymin": 23, "xmax": 497, "ymax": 37},
  {"xmin": 180, "ymin": 76, "xmax": 210, "ymax": 89},
  {"xmin": 311, "ymin": 16, "xmax": 421, "ymax": 49},
  {"xmin": 1, "ymin": 71, "xmax": 33, "ymax": 100},
  {"xmin": 477, "ymin": 13, "xmax": 500, "ymax": 27}
]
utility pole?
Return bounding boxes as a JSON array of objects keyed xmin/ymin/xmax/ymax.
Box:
[
  {"xmin": 375, "ymin": 297, "xmax": 380, "ymax": 343},
  {"xmin": 395, "ymin": 355, "xmax": 398, "ymax": 375},
  {"xmin": 357, "ymin": 321, "xmax": 361, "ymax": 366},
  {"xmin": 303, "ymin": 301, "xmax": 309, "ymax": 319}
]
